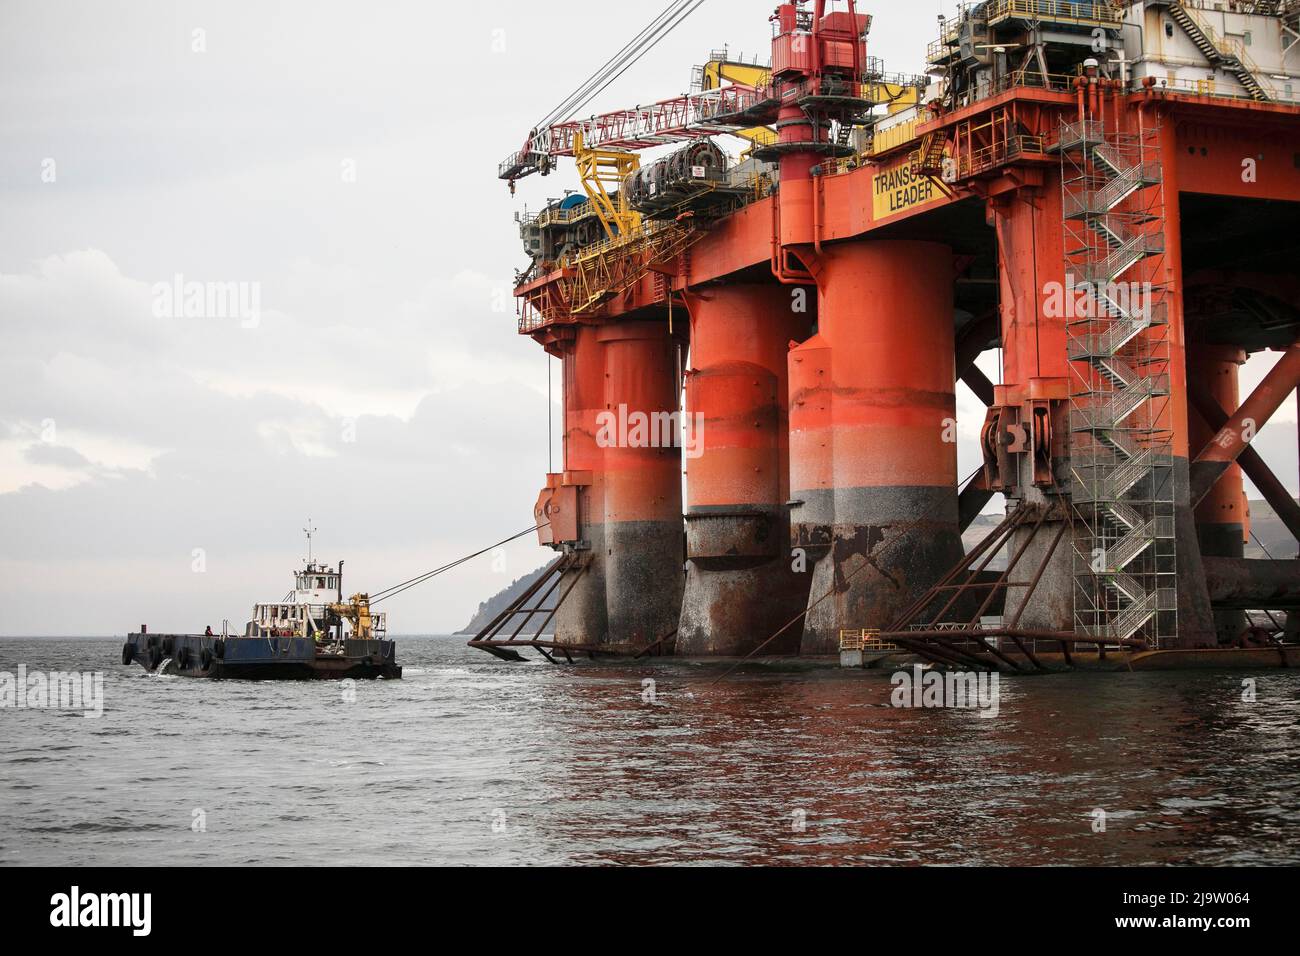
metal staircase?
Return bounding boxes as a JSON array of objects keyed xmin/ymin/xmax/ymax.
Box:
[
  {"xmin": 914, "ymin": 129, "xmax": 948, "ymax": 175},
  {"xmin": 1165, "ymin": 2, "xmax": 1275, "ymax": 101},
  {"xmin": 1061, "ymin": 119, "xmax": 1178, "ymax": 647}
]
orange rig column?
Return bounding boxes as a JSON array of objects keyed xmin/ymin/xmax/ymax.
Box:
[
  {"xmin": 1187, "ymin": 344, "xmax": 1248, "ymax": 642},
  {"xmin": 677, "ymin": 283, "xmax": 815, "ymax": 657},
  {"xmin": 986, "ymin": 176, "xmax": 1076, "ymax": 634},
  {"xmin": 1152, "ymin": 117, "xmax": 1217, "ymax": 648},
  {"xmin": 598, "ymin": 321, "xmax": 686, "ymax": 650},
  {"xmin": 549, "ymin": 325, "xmax": 609, "ymax": 647},
  {"xmin": 790, "ymin": 241, "xmax": 965, "ymax": 654}
]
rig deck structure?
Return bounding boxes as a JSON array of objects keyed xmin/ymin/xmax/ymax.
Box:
[{"xmin": 481, "ymin": 1, "xmax": 1300, "ymax": 669}]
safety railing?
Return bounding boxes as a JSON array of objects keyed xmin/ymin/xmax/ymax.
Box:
[
  {"xmin": 868, "ymin": 115, "xmax": 922, "ymax": 156},
  {"xmin": 1096, "ymin": 353, "xmax": 1139, "ymax": 388},
  {"xmin": 1097, "ymin": 425, "xmax": 1143, "ymax": 460},
  {"xmin": 926, "ymin": 26, "xmax": 962, "ymax": 66},
  {"xmin": 985, "ymin": 0, "xmax": 1126, "ymax": 29},
  {"xmin": 945, "ymin": 70, "xmax": 1077, "ymax": 111},
  {"xmin": 1058, "ymin": 120, "xmax": 1107, "ymax": 153},
  {"xmin": 935, "ymin": 60, "xmax": 1297, "ymax": 117},
  {"xmin": 1069, "ymin": 321, "xmax": 1147, "ymax": 361},
  {"xmin": 953, "ymin": 133, "xmax": 1050, "ymax": 179},
  {"xmin": 523, "ymin": 200, "xmax": 598, "ymax": 229},
  {"xmin": 1098, "ymin": 588, "xmax": 1160, "ymax": 642},
  {"xmin": 1073, "ymin": 374, "xmax": 1172, "ymax": 430},
  {"xmin": 839, "ymin": 629, "xmax": 899, "ymax": 652},
  {"xmin": 1108, "ymin": 450, "xmax": 1164, "ymax": 499},
  {"xmin": 545, "ymin": 165, "xmax": 770, "ymax": 271},
  {"xmin": 557, "ymin": 218, "xmax": 669, "ymax": 268},
  {"xmin": 1106, "ymin": 569, "xmax": 1147, "ymax": 602},
  {"xmin": 1150, "ymin": 74, "xmax": 1298, "ymax": 104},
  {"xmin": 1176, "ymin": 1, "xmax": 1280, "ymax": 100},
  {"xmin": 1080, "ymin": 231, "xmax": 1165, "ymax": 287},
  {"xmin": 1065, "ymin": 162, "xmax": 1163, "ymax": 219},
  {"xmin": 1105, "ymin": 500, "xmax": 1145, "ymax": 531},
  {"xmin": 1072, "ymin": 450, "xmax": 1175, "ymax": 502},
  {"xmin": 1108, "ymin": 519, "xmax": 1158, "ymax": 569}
]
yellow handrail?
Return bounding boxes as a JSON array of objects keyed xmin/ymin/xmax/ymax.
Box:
[
  {"xmin": 838, "ymin": 629, "xmax": 898, "ymax": 652},
  {"xmin": 1179, "ymin": 2, "xmax": 1279, "ymax": 99}
]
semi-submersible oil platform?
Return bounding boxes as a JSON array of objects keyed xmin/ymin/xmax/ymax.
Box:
[{"xmin": 472, "ymin": 1, "xmax": 1300, "ymax": 671}]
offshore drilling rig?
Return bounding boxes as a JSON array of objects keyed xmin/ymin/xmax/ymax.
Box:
[{"xmin": 473, "ymin": 1, "xmax": 1300, "ymax": 669}]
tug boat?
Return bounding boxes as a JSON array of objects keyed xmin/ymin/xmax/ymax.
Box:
[{"xmin": 121, "ymin": 552, "xmax": 401, "ymax": 681}]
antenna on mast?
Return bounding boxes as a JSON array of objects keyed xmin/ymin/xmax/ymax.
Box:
[{"xmin": 303, "ymin": 519, "xmax": 318, "ymax": 566}]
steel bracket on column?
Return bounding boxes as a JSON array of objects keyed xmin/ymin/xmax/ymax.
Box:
[
  {"xmin": 980, "ymin": 404, "xmax": 1019, "ymax": 494},
  {"xmin": 774, "ymin": 244, "xmax": 824, "ymax": 288}
]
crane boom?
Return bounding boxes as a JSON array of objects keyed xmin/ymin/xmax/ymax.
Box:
[{"xmin": 499, "ymin": 83, "xmax": 763, "ymax": 183}]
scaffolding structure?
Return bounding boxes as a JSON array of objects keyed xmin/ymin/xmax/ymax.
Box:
[{"xmin": 1061, "ymin": 118, "xmax": 1178, "ymax": 648}]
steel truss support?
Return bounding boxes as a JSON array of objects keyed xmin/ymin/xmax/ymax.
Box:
[{"xmin": 1189, "ymin": 343, "xmax": 1300, "ymax": 509}]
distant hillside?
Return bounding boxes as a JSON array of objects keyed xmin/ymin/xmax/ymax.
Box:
[
  {"xmin": 457, "ymin": 564, "xmax": 558, "ymax": 636},
  {"xmin": 1246, "ymin": 500, "xmax": 1299, "ymax": 559}
]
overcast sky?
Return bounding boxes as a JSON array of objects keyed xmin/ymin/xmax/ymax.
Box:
[{"xmin": 1, "ymin": 1, "xmax": 1294, "ymax": 635}]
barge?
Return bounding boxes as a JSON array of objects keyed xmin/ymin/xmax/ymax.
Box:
[{"xmin": 122, "ymin": 556, "xmax": 401, "ymax": 680}]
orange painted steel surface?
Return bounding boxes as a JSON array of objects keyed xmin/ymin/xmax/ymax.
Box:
[
  {"xmin": 507, "ymin": 7, "xmax": 1300, "ymax": 657},
  {"xmin": 993, "ymin": 178, "xmax": 1069, "ymax": 394},
  {"xmin": 677, "ymin": 284, "xmax": 815, "ymax": 656},
  {"xmin": 598, "ymin": 321, "xmax": 686, "ymax": 648},
  {"xmin": 789, "ymin": 240, "xmax": 964, "ymax": 654},
  {"xmin": 1192, "ymin": 343, "xmax": 1300, "ymax": 475},
  {"xmin": 550, "ymin": 325, "xmax": 609, "ymax": 647},
  {"xmin": 1189, "ymin": 345, "xmax": 1249, "ymax": 549},
  {"xmin": 1151, "ymin": 115, "xmax": 1216, "ymax": 648},
  {"xmin": 526, "ymin": 108, "xmax": 1300, "ymax": 327},
  {"xmin": 1189, "ymin": 343, "xmax": 1249, "ymax": 643}
]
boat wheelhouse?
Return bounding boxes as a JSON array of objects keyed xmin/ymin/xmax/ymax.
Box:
[{"xmin": 248, "ymin": 560, "xmax": 386, "ymax": 643}]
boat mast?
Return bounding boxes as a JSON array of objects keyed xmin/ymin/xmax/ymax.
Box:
[{"xmin": 303, "ymin": 519, "xmax": 317, "ymax": 567}]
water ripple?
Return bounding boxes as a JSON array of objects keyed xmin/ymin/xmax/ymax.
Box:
[{"xmin": 1, "ymin": 636, "xmax": 1298, "ymax": 865}]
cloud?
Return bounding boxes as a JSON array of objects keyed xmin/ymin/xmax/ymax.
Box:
[
  {"xmin": 23, "ymin": 443, "xmax": 92, "ymax": 469},
  {"xmin": 0, "ymin": 244, "xmax": 558, "ymax": 633}
]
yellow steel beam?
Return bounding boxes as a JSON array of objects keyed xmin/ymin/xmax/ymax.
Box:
[
  {"xmin": 701, "ymin": 59, "xmax": 776, "ymax": 148},
  {"xmin": 702, "ymin": 56, "xmax": 921, "ymax": 118},
  {"xmin": 573, "ymin": 130, "xmax": 642, "ymax": 242}
]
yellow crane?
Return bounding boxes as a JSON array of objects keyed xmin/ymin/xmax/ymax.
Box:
[{"xmin": 328, "ymin": 594, "xmax": 380, "ymax": 642}]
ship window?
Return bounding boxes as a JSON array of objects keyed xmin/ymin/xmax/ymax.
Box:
[
  {"xmin": 316, "ymin": 577, "xmax": 326, "ymax": 589},
  {"xmin": 1165, "ymin": 22, "xmax": 1173, "ymax": 39}
]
